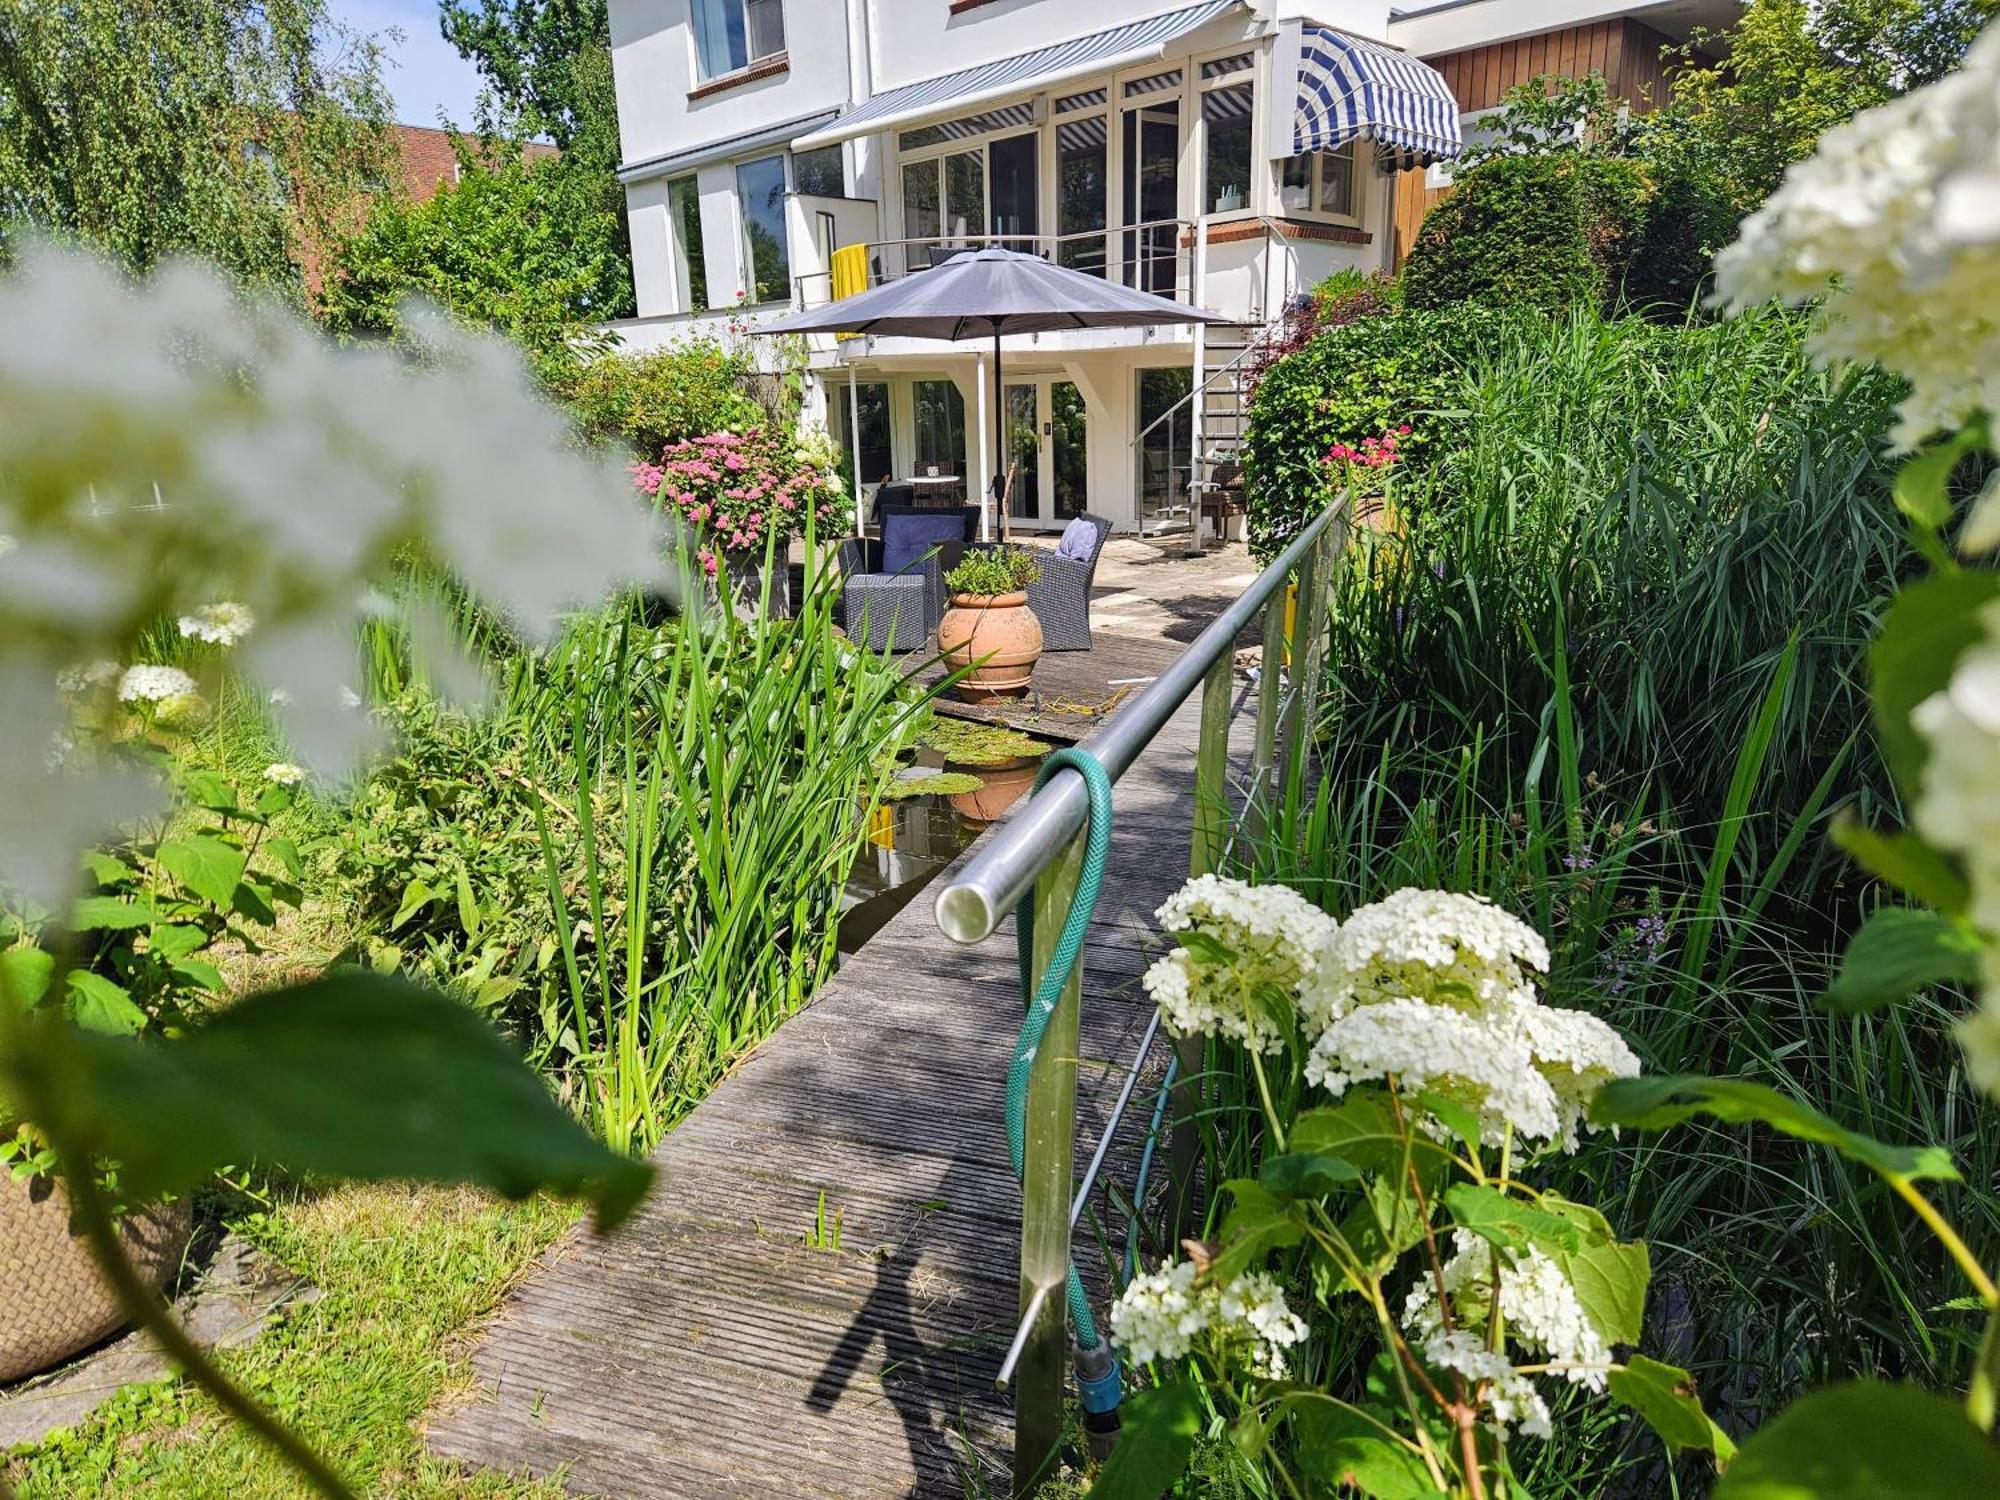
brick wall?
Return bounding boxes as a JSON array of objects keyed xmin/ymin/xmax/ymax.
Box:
[{"xmin": 394, "ymin": 123, "xmax": 559, "ymax": 203}]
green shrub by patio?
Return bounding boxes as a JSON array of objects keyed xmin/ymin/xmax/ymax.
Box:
[
  {"xmin": 1402, "ymin": 151, "xmax": 1649, "ymax": 314},
  {"xmin": 1237, "ymin": 301, "xmax": 1488, "ymax": 556},
  {"xmin": 546, "ymin": 341, "xmax": 765, "ymax": 458}
]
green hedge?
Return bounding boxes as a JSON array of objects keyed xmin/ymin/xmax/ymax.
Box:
[
  {"xmin": 1238, "ymin": 303, "xmax": 1490, "ymax": 556},
  {"xmin": 1402, "ymin": 153, "xmax": 1650, "ymax": 314},
  {"xmin": 546, "ymin": 341, "xmax": 765, "ymax": 458}
]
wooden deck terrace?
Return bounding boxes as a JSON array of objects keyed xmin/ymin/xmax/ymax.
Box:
[{"xmin": 427, "ymin": 627, "xmax": 1255, "ymax": 1497}]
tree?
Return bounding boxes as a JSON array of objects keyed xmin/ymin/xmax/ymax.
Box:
[
  {"xmin": 0, "ymin": 0, "xmax": 395, "ymax": 300},
  {"xmin": 437, "ymin": 0, "xmax": 609, "ymax": 151},
  {"xmin": 1665, "ymin": 0, "xmax": 1998, "ymax": 210},
  {"xmin": 320, "ymin": 144, "xmax": 631, "ymax": 372}
]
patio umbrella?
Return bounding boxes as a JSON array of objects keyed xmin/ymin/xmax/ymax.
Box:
[{"xmin": 759, "ymin": 245, "xmax": 1233, "ymax": 539}]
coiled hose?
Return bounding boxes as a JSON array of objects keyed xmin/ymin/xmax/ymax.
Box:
[{"xmin": 1005, "ymin": 747, "xmax": 1122, "ymax": 1443}]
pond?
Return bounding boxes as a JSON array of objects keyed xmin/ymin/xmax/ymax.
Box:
[{"xmin": 835, "ymin": 722, "xmax": 1053, "ymax": 958}]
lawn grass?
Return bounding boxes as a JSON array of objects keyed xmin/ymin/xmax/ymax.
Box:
[{"xmin": 4, "ymin": 1185, "xmax": 577, "ymax": 1498}]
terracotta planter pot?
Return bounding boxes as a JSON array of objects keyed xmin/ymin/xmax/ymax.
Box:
[
  {"xmin": 0, "ymin": 1172, "xmax": 191, "ymax": 1382},
  {"xmin": 946, "ymin": 757, "xmax": 1040, "ymax": 826},
  {"xmin": 937, "ymin": 591, "xmax": 1043, "ymax": 702}
]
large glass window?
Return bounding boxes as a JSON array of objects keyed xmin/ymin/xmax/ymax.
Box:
[
  {"xmin": 735, "ymin": 154, "xmax": 791, "ymax": 304},
  {"xmin": 1202, "ymin": 84, "xmax": 1254, "ymax": 215},
  {"xmin": 945, "ymin": 151, "xmax": 985, "ymax": 240},
  {"xmin": 667, "ymin": 175, "xmax": 707, "ymax": 313},
  {"xmin": 691, "ymin": 0, "xmax": 785, "ymax": 81},
  {"xmin": 1137, "ymin": 368, "xmax": 1193, "ymax": 531},
  {"xmin": 794, "ymin": 145, "xmax": 844, "ymax": 197},
  {"xmin": 913, "ymin": 380, "xmax": 966, "ymax": 476},
  {"xmin": 830, "ymin": 382, "xmax": 892, "ymax": 492},
  {"xmin": 903, "ymin": 150, "xmax": 984, "ymax": 269},
  {"xmin": 1057, "ymin": 117, "xmax": 1108, "ymax": 275},
  {"xmin": 989, "ymin": 133, "xmax": 1038, "ymax": 243}
]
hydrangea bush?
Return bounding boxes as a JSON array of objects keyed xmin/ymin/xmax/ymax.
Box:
[
  {"xmin": 1104, "ymin": 879, "xmax": 1723, "ymax": 1496},
  {"xmin": 628, "ymin": 425, "xmax": 847, "ymax": 576}
]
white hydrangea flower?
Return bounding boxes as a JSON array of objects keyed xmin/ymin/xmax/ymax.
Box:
[
  {"xmin": 1422, "ymin": 1329, "xmax": 1553, "ymax": 1440},
  {"xmin": 1714, "ymin": 26, "xmax": 2000, "ymax": 451},
  {"xmin": 1307, "ymin": 997, "xmax": 1566, "ymax": 1145},
  {"xmin": 1142, "ymin": 874, "xmax": 1338, "ymax": 1053},
  {"xmin": 177, "ymin": 600, "xmax": 256, "ymax": 646},
  {"xmin": 1112, "ymin": 1261, "xmax": 1308, "ymax": 1380},
  {"xmin": 0, "ymin": 245, "xmax": 672, "ymax": 905},
  {"xmin": 1301, "ymin": 887, "xmax": 1548, "ymax": 1030},
  {"xmin": 116, "ymin": 664, "xmax": 199, "ymax": 704},
  {"xmin": 262, "ymin": 762, "xmax": 308, "ymax": 786},
  {"xmin": 1521, "ymin": 1004, "xmax": 1643, "ymax": 1149},
  {"xmin": 1405, "ymin": 1231, "xmax": 1612, "ymax": 1395},
  {"xmin": 1958, "ymin": 970, "xmax": 2000, "ymax": 1099}
]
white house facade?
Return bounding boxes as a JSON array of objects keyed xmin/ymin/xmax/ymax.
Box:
[{"xmin": 601, "ymin": 0, "xmax": 1729, "ymax": 534}]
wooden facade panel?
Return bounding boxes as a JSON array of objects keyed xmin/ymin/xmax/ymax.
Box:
[{"xmin": 1389, "ymin": 20, "xmax": 1679, "ymax": 266}]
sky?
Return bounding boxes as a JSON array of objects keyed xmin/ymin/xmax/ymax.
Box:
[{"xmin": 330, "ymin": 0, "xmax": 488, "ymax": 129}]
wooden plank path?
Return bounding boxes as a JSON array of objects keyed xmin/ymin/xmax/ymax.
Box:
[{"xmin": 428, "ymin": 631, "xmax": 1245, "ymax": 1497}]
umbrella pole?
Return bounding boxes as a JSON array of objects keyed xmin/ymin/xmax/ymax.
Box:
[
  {"xmin": 847, "ymin": 363, "xmax": 864, "ymax": 540},
  {"xmin": 992, "ymin": 328, "xmax": 1004, "ymax": 545}
]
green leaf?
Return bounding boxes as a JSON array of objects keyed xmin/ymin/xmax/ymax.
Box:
[
  {"xmin": 1088, "ymin": 1380, "xmax": 1201, "ymax": 1499},
  {"xmin": 1555, "ymin": 1234, "xmax": 1650, "ymax": 1348},
  {"xmin": 1892, "ymin": 438, "xmax": 1970, "ymax": 530},
  {"xmin": 392, "ymin": 878, "xmax": 437, "ymax": 932},
  {"xmin": 265, "ymin": 836, "xmax": 305, "ymax": 882},
  {"xmin": 254, "ymin": 783, "xmax": 295, "ymax": 817},
  {"xmin": 181, "ymin": 770, "xmax": 240, "ymax": 814},
  {"xmin": 65, "ymin": 971, "xmax": 146, "ymax": 1036},
  {"xmin": 1293, "ymin": 1092, "xmax": 1455, "ymax": 1176},
  {"xmin": 170, "ymin": 958, "xmax": 226, "ymax": 992},
  {"xmin": 17, "ymin": 972, "xmax": 653, "ymax": 1229},
  {"xmin": 1291, "ymin": 1400, "xmax": 1439, "ymax": 1498},
  {"xmin": 156, "ymin": 835, "xmax": 248, "ymax": 909},
  {"xmin": 1715, "ymin": 1381, "xmax": 2000, "ymax": 1498},
  {"xmin": 1444, "ymin": 1183, "xmax": 1583, "ymax": 1255},
  {"xmin": 1259, "ymin": 1150, "xmax": 1362, "ymax": 1202},
  {"xmin": 230, "ymin": 880, "xmax": 278, "ymax": 927},
  {"xmin": 1592, "ymin": 1075, "xmax": 1960, "ymax": 1183},
  {"xmin": 1339, "ymin": 1175, "xmax": 1434, "ymax": 1282},
  {"xmin": 1414, "ymin": 1089, "xmax": 1482, "ymax": 1156},
  {"xmin": 80, "ymin": 850, "xmax": 135, "ymax": 886},
  {"xmin": 1608, "ymin": 1354, "xmax": 1736, "ymax": 1460},
  {"xmin": 69, "ymin": 896, "xmax": 162, "ymax": 931},
  {"xmin": 1869, "ymin": 570, "xmax": 2000, "ymax": 801},
  {"xmin": 1823, "ymin": 907, "xmax": 1981, "ymax": 1015},
  {"xmin": 0, "ymin": 945, "xmax": 54, "ymax": 1006},
  {"xmin": 1174, "ymin": 928, "xmax": 1236, "ymax": 965},
  {"xmin": 1212, "ymin": 1179, "xmax": 1307, "ymax": 1283},
  {"xmin": 148, "ymin": 923, "xmax": 210, "ymax": 960},
  {"xmin": 1833, "ymin": 819, "xmax": 1969, "ymax": 917}
]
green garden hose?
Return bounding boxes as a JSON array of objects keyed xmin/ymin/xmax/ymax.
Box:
[{"xmin": 1006, "ymin": 748, "xmax": 1120, "ymax": 1422}]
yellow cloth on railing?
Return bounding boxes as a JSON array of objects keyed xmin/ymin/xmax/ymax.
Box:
[{"xmin": 830, "ymin": 244, "xmax": 868, "ymax": 339}]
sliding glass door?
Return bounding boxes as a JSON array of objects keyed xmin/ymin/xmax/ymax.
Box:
[{"xmin": 1002, "ymin": 378, "xmax": 1088, "ymax": 527}]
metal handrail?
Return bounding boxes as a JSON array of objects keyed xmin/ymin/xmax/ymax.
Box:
[
  {"xmin": 946, "ymin": 497, "xmax": 1347, "ymax": 1495},
  {"xmin": 791, "ymin": 219, "xmax": 1196, "ymax": 310},
  {"xmin": 935, "ymin": 498, "xmax": 1340, "ymax": 942}
]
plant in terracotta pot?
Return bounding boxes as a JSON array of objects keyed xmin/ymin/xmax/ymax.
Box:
[{"xmin": 937, "ymin": 547, "xmax": 1044, "ymax": 704}]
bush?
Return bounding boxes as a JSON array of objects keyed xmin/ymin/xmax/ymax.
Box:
[
  {"xmin": 1402, "ymin": 152, "xmax": 1649, "ymax": 313},
  {"xmin": 547, "ymin": 342, "xmax": 765, "ymax": 458},
  {"xmin": 945, "ymin": 546, "xmax": 1040, "ymax": 597},
  {"xmin": 1238, "ymin": 302, "xmax": 1490, "ymax": 555}
]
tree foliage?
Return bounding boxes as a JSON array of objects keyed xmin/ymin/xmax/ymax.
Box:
[
  {"xmin": 0, "ymin": 0, "xmax": 395, "ymax": 300},
  {"xmin": 1665, "ymin": 0, "xmax": 1998, "ymax": 210},
  {"xmin": 438, "ymin": 0, "xmax": 609, "ymax": 151}
]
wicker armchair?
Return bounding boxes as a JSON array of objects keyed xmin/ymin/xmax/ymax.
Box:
[
  {"xmin": 1028, "ymin": 513, "xmax": 1112, "ymax": 651},
  {"xmin": 838, "ymin": 506, "xmax": 979, "ymax": 651}
]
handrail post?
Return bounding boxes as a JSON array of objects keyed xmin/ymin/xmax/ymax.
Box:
[
  {"xmin": 1015, "ymin": 829, "xmax": 1085, "ymax": 1497},
  {"xmin": 1248, "ymin": 586, "xmax": 1287, "ymax": 833}
]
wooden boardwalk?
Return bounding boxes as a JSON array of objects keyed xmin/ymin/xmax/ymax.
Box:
[{"xmin": 428, "ymin": 631, "xmax": 1244, "ymax": 1497}]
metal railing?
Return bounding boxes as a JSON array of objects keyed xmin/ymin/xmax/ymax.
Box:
[
  {"xmin": 791, "ymin": 218, "xmax": 1197, "ymax": 311},
  {"xmin": 933, "ymin": 498, "xmax": 1348, "ymax": 1495}
]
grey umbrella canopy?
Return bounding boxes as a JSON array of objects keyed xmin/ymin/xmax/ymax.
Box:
[{"xmin": 760, "ymin": 246, "xmax": 1231, "ymax": 532}]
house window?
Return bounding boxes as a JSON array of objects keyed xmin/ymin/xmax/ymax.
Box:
[
  {"xmin": 793, "ymin": 144, "xmax": 844, "ymax": 197},
  {"xmin": 1202, "ymin": 83, "xmax": 1254, "ymax": 215},
  {"xmin": 1280, "ymin": 142, "xmax": 1359, "ymax": 219},
  {"xmin": 1057, "ymin": 116, "xmax": 1108, "ymax": 276},
  {"xmin": 901, "ymin": 150, "xmax": 984, "ymax": 268},
  {"xmin": 668, "ymin": 175, "xmax": 708, "ymax": 312},
  {"xmin": 691, "ymin": 0, "xmax": 785, "ymax": 81},
  {"xmin": 735, "ymin": 154, "xmax": 791, "ymax": 304},
  {"xmin": 830, "ymin": 382, "xmax": 892, "ymax": 490},
  {"xmin": 913, "ymin": 380, "xmax": 966, "ymax": 476}
]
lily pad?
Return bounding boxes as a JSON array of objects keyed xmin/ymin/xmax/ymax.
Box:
[
  {"xmin": 882, "ymin": 769, "xmax": 984, "ymax": 801},
  {"xmin": 918, "ymin": 718, "xmax": 1051, "ymax": 767}
]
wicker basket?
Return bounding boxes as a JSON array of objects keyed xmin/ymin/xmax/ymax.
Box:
[{"xmin": 0, "ymin": 1171, "xmax": 192, "ymax": 1383}]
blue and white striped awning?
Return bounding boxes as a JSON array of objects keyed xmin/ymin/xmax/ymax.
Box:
[
  {"xmin": 791, "ymin": 0, "xmax": 1245, "ymax": 150},
  {"xmin": 1294, "ymin": 26, "xmax": 1461, "ymax": 169}
]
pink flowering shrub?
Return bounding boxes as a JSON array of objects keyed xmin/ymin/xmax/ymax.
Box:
[
  {"xmin": 1324, "ymin": 424, "xmax": 1411, "ymax": 492},
  {"xmin": 630, "ymin": 427, "xmax": 848, "ymax": 568}
]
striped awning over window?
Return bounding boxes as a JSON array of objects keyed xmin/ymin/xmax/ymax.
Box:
[{"xmin": 1293, "ymin": 26, "xmax": 1462, "ymax": 169}]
